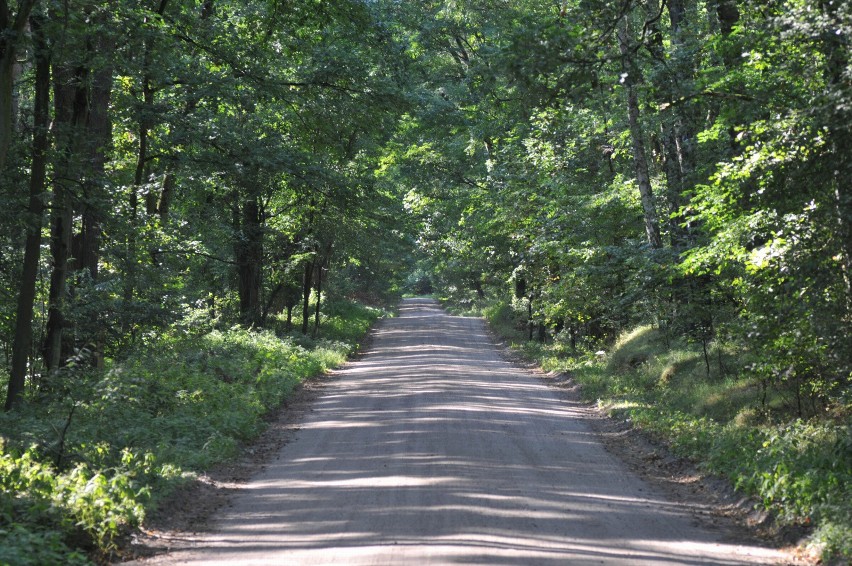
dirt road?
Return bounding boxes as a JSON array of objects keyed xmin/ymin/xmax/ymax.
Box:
[{"xmin": 139, "ymin": 298, "xmax": 792, "ymax": 565}]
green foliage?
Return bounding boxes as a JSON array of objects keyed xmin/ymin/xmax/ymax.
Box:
[
  {"xmin": 310, "ymin": 300, "xmax": 387, "ymax": 346},
  {"xmin": 625, "ymin": 411, "xmax": 852, "ymax": 561},
  {"xmin": 0, "ymin": 523, "xmax": 90, "ymax": 566},
  {"xmin": 0, "ymin": 445, "xmax": 150, "ymax": 557}
]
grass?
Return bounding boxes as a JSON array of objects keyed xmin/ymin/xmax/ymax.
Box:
[
  {"xmin": 0, "ymin": 299, "xmax": 385, "ymax": 564},
  {"xmin": 475, "ymin": 300, "xmax": 852, "ymax": 563}
]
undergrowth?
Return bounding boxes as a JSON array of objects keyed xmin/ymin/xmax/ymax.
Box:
[
  {"xmin": 0, "ymin": 300, "xmax": 384, "ymax": 564},
  {"xmin": 475, "ymin": 299, "xmax": 852, "ymax": 563}
]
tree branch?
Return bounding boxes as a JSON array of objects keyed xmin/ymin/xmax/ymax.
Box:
[{"xmin": 154, "ymin": 248, "xmax": 239, "ymax": 265}]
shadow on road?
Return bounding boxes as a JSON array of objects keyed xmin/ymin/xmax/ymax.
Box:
[{"xmin": 141, "ymin": 298, "xmax": 789, "ymax": 566}]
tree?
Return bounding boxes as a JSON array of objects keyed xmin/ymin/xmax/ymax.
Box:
[
  {"xmin": 5, "ymin": 13, "xmax": 47, "ymax": 409},
  {"xmin": 0, "ymin": 0, "xmax": 36, "ymax": 170}
]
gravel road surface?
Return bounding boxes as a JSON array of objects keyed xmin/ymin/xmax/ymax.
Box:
[{"xmin": 140, "ymin": 298, "xmax": 792, "ymax": 565}]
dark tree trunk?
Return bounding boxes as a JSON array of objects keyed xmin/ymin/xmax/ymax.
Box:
[
  {"xmin": 139, "ymin": 77, "xmax": 156, "ymax": 216},
  {"xmin": 473, "ymin": 280, "xmax": 484, "ymax": 299},
  {"xmin": 514, "ymin": 277, "xmax": 526, "ymax": 299},
  {"xmin": 261, "ymin": 283, "xmax": 283, "ymax": 326},
  {"xmin": 0, "ymin": 0, "xmax": 36, "ymax": 171},
  {"xmin": 820, "ymin": 0, "xmax": 852, "ymax": 319},
  {"xmin": 158, "ymin": 173, "xmax": 175, "ymax": 220},
  {"xmin": 662, "ymin": 0, "xmax": 696, "ymax": 249},
  {"xmin": 715, "ymin": 0, "xmax": 740, "ymax": 36},
  {"xmin": 124, "ymin": 68, "xmax": 149, "ymax": 307},
  {"xmin": 236, "ymin": 196, "xmax": 263, "ymax": 327},
  {"xmin": 43, "ymin": 195, "xmax": 73, "ymax": 373},
  {"xmin": 527, "ymin": 295, "xmax": 534, "ymax": 341},
  {"xmin": 139, "ymin": 0, "xmax": 170, "ymax": 216},
  {"xmin": 44, "ymin": 61, "xmax": 89, "ymax": 373},
  {"xmin": 6, "ymin": 16, "xmax": 49, "ymax": 410},
  {"xmin": 126, "ymin": 1, "xmax": 169, "ymax": 303},
  {"xmin": 832, "ymin": 150, "xmax": 852, "ymax": 320},
  {"xmin": 77, "ymin": 59, "xmax": 112, "ymax": 282},
  {"xmin": 61, "ymin": 29, "xmax": 112, "ymax": 368}
]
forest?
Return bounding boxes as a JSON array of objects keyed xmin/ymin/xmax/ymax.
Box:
[{"xmin": 0, "ymin": 0, "xmax": 849, "ymax": 563}]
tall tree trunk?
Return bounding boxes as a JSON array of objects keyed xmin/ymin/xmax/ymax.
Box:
[
  {"xmin": 76, "ymin": 59, "xmax": 112, "ymax": 282},
  {"xmin": 655, "ymin": 0, "xmax": 696, "ymax": 249},
  {"xmin": 713, "ymin": 0, "xmax": 742, "ymax": 148},
  {"xmin": 236, "ymin": 194, "xmax": 263, "ymax": 327},
  {"xmin": 126, "ymin": 2, "xmax": 168, "ymax": 308},
  {"xmin": 618, "ymin": 15, "xmax": 662, "ymax": 249},
  {"xmin": 0, "ymin": 0, "xmax": 36, "ymax": 171},
  {"xmin": 138, "ymin": 53, "xmax": 154, "ymax": 215},
  {"xmin": 77, "ymin": 46, "xmax": 112, "ymax": 369},
  {"xmin": 6, "ymin": 15, "xmax": 48, "ymax": 410},
  {"xmin": 44, "ymin": 61, "xmax": 89, "ymax": 373},
  {"xmin": 124, "ymin": 60, "xmax": 150, "ymax": 308},
  {"xmin": 43, "ymin": 193, "xmax": 73, "ymax": 373}
]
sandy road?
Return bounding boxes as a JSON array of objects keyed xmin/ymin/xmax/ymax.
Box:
[{"xmin": 141, "ymin": 298, "xmax": 792, "ymax": 565}]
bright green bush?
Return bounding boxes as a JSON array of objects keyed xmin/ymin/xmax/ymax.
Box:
[
  {"xmin": 0, "ymin": 446, "xmax": 152, "ymax": 558},
  {"xmin": 624, "ymin": 409, "xmax": 852, "ymax": 560}
]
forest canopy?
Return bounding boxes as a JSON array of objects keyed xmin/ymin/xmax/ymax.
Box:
[{"xmin": 0, "ymin": 0, "xmax": 850, "ymax": 562}]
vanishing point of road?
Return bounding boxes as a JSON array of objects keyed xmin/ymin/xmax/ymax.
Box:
[{"xmin": 139, "ymin": 298, "xmax": 794, "ymax": 565}]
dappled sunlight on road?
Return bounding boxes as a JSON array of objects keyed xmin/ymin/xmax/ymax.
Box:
[{"xmin": 145, "ymin": 298, "xmax": 791, "ymax": 566}]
